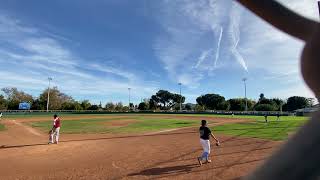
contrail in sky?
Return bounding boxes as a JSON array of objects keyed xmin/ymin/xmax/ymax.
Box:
[
  {"xmin": 229, "ymin": 3, "xmax": 248, "ymax": 72},
  {"xmin": 194, "ymin": 49, "xmax": 210, "ymax": 69},
  {"xmin": 214, "ymin": 26, "xmax": 223, "ymax": 68}
]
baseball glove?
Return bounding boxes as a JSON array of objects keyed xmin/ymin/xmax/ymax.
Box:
[{"xmin": 48, "ymin": 130, "xmax": 53, "ymax": 134}]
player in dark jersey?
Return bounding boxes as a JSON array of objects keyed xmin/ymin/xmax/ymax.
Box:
[{"xmin": 198, "ymin": 120, "xmax": 220, "ymax": 166}]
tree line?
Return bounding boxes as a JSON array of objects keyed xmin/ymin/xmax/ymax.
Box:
[
  {"xmin": 0, "ymin": 87, "xmax": 99, "ymax": 111},
  {"xmin": 194, "ymin": 93, "xmax": 313, "ymax": 112},
  {"xmin": 138, "ymin": 91, "xmax": 314, "ymax": 112},
  {"xmin": 0, "ymin": 87, "xmax": 315, "ymax": 112}
]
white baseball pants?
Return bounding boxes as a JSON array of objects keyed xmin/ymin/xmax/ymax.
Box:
[
  {"xmin": 50, "ymin": 127, "xmax": 60, "ymax": 143},
  {"xmin": 200, "ymin": 138, "xmax": 211, "ymax": 160}
]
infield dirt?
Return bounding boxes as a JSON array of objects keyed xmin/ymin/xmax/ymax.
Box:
[{"xmin": 0, "ymin": 115, "xmax": 282, "ymax": 180}]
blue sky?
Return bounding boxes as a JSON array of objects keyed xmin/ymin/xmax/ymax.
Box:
[{"xmin": 0, "ymin": 0, "xmax": 318, "ymax": 105}]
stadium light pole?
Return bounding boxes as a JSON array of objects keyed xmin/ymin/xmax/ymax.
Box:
[
  {"xmin": 178, "ymin": 83, "xmax": 182, "ymax": 111},
  {"xmin": 46, "ymin": 77, "xmax": 52, "ymax": 112},
  {"xmin": 128, "ymin": 88, "xmax": 131, "ymax": 110},
  {"xmin": 242, "ymin": 78, "xmax": 248, "ymax": 111}
]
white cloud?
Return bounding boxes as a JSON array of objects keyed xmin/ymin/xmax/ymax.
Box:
[
  {"xmin": 88, "ymin": 64, "xmax": 136, "ymax": 81},
  {"xmin": 269, "ymin": 82, "xmax": 315, "ymax": 99},
  {"xmin": 151, "ymin": 0, "xmax": 318, "ymax": 100},
  {"xmin": 0, "ymin": 15, "xmax": 37, "ymax": 36},
  {"xmin": 237, "ymin": 0, "xmax": 318, "ymax": 87},
  {"xmin": 237, "ymin": 0, "xmax": 318, "ymax": 99},
  {"xmin": 1, "ymin": 0, "xmax": 317, "ymax": 104},
  {"xmin": 194, "ymin": 49, "xmax": 211, "ymax": 69},
  {"xmin": 177, "ymin": 73, "xmax": 203, "ymax": 88},
  {"xmin": 18, "ymin": 38, "xmax": 75, "ymax": 65},
  {"xmin": 153, "ymin": 0, "xmax": 250, "ymax": 88},
  {"xmin": 0, "ymin": 14, "xmax": 159, "ymax": 103},
  {"xmin": 0, "ymin": 71, "xmax": 46, "ymax": 86}
]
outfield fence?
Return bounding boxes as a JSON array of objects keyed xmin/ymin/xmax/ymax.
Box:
[{"xmin": 0, "ymin": 109, "xmax": 298, "ymax": 116}]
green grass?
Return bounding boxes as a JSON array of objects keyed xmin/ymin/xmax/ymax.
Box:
[
  {"xmin": 29, "ymin": 119, "xmax": 112, "ymax": 134},
  {"xmin": 114, "ymin": 118, "xmax": 197, "ymax": 133},
  {"xmin": 28, "ymin": 118, "xmax": 198, "ymax": 134},
  {"xmin": 0, "ymin": 123, "xmax": 5, "ymax": 131},
  {"xmin": 22, "ymin": 113, "xmax": 309, "ymax": 139},
  {"xmin": 213, "ymin": 118, "xmax": 307, "ymax": 141},
  {"xmin": 175, "ymin": 114, "xmax": 307, "ymax": 120}
]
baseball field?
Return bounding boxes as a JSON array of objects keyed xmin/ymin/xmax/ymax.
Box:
[{"xmin": 0, "ymin": 113, "xmax": 307, "ymax": 179}]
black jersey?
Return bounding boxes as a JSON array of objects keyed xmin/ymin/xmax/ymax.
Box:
[{"xmin": 199, "ymin": 126, "xmax": 211, "ymax": 140}]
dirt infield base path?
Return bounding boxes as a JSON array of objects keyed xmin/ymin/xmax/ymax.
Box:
[{"xmin": 0, "ymin": 118, "xmax": 282, "ymax": 180}]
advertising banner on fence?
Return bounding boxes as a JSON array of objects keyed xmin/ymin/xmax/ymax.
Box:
[{"xmin": 19, "ymin": 102, "xmax": 31, "ymax": 110}]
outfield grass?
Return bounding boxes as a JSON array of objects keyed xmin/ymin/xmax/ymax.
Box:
[
  {"xmin": 0, "ymin": 123, "xmax": 5, "ymax": 131},
  {"xmin": 179, "ymin": 114, "xmax": 307, "ymax": 121},
  {"xmin": 28, "ymin": 117, "xmax": 198, "ymax": 134},
  {"xmin": 23, "ymin": 113, "xmax": 309, "ymax": 140},
  {"xmin": 115, "ymin": 118, "xmax": 197, "ymax": 133},
  {"xmin": 213, "ymin": 118, "xmax": 307, "ymax": 141},
  {"xmin": 30, "ymin": 119, "xmax": 113, "ymax": 134}
]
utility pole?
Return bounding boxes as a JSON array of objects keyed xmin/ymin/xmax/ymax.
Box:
[
  {"xmin": 242, "ymin": 78, "xmax": 248, "ymax": 111},
  {"xmin": 46, "ymin": 77, "xmax": 52, "ymax": 112},
  {"xmin": 178, "ymin": 83, "xmax": 182, "ymax": 111}
]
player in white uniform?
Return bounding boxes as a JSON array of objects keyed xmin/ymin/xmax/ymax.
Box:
[
  {"xmin": 48, "ymin": 114, "xmax": 61, "ymax": 144},
  {"xmin": 198, "ymin": 120, "xmax": 220, "ymax": 166}
]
